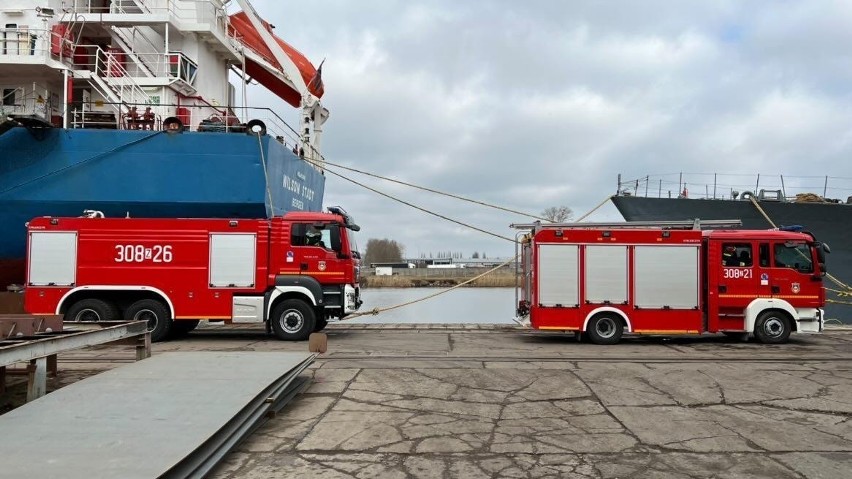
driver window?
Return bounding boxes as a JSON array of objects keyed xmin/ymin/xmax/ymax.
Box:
[
  {"xmin": 291, "ymin": 223, "xmax": 328, "ymax": 249},
  {"xmin": 773, "ymin": 243, "xmax": 813, "ymax": 272}
]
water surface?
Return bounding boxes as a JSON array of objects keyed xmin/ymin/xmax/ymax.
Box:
[{"xmin": 349, "ymin": 287, "xmax": 516, "ymax": 324}]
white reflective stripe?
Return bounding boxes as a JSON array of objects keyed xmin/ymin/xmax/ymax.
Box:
[
  {"xmin": 267, "ymin": 286, "xmax": 317, "ymax": 319},
  {"xmin": 56, "ymin": 285, "xmax": 175, "ymax": 317},
  {"xmin": 583, "ymin": 307, "xmax": 633, "ymax": 333}
]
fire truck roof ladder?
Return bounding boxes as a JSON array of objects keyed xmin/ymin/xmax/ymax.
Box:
[{"xmin": 510, "ymin": 219, "xmax": 743, "ymax": 231}]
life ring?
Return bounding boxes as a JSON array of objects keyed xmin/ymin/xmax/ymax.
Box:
[
  {"xmin": 246, "ymin": 119, "xmax": 267, "ymax": 136},
  {"xmin": 741, "ymin": 191, "xmax": 754, "ymax": 200},
  {"xmin": 163, "ymin": 116, "xmax": 184, "ymax": 133}
]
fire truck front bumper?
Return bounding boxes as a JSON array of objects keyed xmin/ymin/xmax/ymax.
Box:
[
  {"xmin": 344, "ymin": 284, "xmax": 361, "ymax": 314},
  {"xmin": 795, "ymin": 307, "xmax": 824, "ymax": 333}
]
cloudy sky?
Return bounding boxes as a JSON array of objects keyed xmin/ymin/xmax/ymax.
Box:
[{"xmin": 242, "ymin": 0, "xmax": 852, "ymax": 260}]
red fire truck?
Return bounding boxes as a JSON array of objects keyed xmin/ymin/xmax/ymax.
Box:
[
  {"xmin": 512, "ymin": 220, "xmax": 829, "ymax": 344},
  {"xmin": 24, "ymin": 207, "xmax": 362, "ymax": 342}
]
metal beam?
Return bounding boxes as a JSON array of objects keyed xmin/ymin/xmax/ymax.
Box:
[{"xmin": 0, "ymin": 321, "xmax": 149, "ymax": 368}]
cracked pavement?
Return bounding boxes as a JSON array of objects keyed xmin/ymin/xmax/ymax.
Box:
[
  {"xmin": 30, "ymin": 324, "xmax": 852, "ymax": 478},
  {"xmin": 197, "ymin": 325, "xmax": 852, "ymax": 478}
]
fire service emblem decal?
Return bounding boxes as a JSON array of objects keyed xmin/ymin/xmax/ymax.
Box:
[
  {"xmin": 791, "ymin": 283, "xmax": 800, "ymax": 294},
  {"xmin": 318, "ymin": 261, "xmax": 327, "ymax": 271}
]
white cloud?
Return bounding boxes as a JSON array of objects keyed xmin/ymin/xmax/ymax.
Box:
[{"xmin": 240, "ymin": 0, "xmax": 852, "ymax": 258}]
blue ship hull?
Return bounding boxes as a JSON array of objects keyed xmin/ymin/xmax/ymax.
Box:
[{"xmin": 0, "ymin": 127, "xmax": 325, "ymax": 286}]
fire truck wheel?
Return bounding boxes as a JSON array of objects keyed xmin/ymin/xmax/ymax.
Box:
[
  {"xmin": 314, "ymin": 318, "xmax": 329, "ymax": 332},
  {"xmin": 586, "ymin": 314, "xmax": 624, "ymax": 345},
  {"xmin": 270, "ymin": 299, "xmax": 316, "ymax": 341},
  {"xmin": 125, "ymin": 299, "xmax": 172, "ymax": 342},
  {"xmin": 65, "ymin": 299, "xmax": 120, "ymax": 323},
  {"xmin": 754, "ymin": 311, "xmax": 792, "ymax": 344}
]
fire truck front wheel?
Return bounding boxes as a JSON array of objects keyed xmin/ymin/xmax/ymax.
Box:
[
  {"xmin": 125, "ymin": 299, "xmax": 172, "ymax": 342},
  {"xmin": 586, "ymin": 314, "xmax": 624, "ymax": 345},
  {"xmin": 754, "ymin": 310, "xmax": 792, "ymax": 344},
  {"xmin": 270, "ymin": 299, "xmax": 316, "ymax": 341}
]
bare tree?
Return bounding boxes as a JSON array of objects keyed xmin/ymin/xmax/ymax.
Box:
[
  {"xmin": 364, "ymin": 238, "xmax": 405, "ymax": 266},
  {"xmin": 541, "ymin": 205, "xmax": 574, "ymax": 223}
]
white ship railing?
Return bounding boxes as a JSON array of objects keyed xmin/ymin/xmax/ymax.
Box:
[
  {"xmin": 0, "ymin": 26, "xmax": 55, "ymax": 64},
  {"xmin": 0, "ymin": 84, "xmax": 56, "ymax": 121},
  {"xmin": 67, "ymin": 0, "xmax": 231, "ymax": 34}
]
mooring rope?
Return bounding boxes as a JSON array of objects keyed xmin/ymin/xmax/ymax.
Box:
[{"xmin": 346, "ymin": 256, "xmax": 518, "ymax": 318}]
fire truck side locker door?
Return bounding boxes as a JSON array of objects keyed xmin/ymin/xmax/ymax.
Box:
[
  {"xmin": 209, "ymin": 233, "xmax": 257, "ymax": 288},
  {"xmin": 28, "ymin": 231, "xmax": 77, "ymax": 287},
  {"xmin": 537, "ymin": 244, "xmax": 579, "ymax": 307}
]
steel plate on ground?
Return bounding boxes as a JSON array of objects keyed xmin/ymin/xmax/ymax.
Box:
[{"xmin": 0, "ymin": 351, "xmax": 315, "ymax": 479}]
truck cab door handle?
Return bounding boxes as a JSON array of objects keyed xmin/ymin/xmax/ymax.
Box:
[
  {"xmin": 771, "ymin": 286, "xmax": 780, "ymax": 294},
  {"xmin": 300, "ymin": 263, "xmax": 308, "ymax": 271},
  {"xmin": 718, "ymin": 285, "xmax": 727, "ymax": 293}
]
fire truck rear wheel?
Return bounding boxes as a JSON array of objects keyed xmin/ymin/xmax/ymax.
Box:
[
  {"xmin": 586, "ymin": 314, "xmax": 624, "ymax": 345},
  {"xmin": 270, "ymin": 299, "xmax": 316, "ymax": 341},
  {"xmin": 65, "ymin": 299, "xmax": 120, "ymax": 323},
  {"xmin": 125, "ymin": 299, "xmax": 172, "ymax": 342},
  {"xmin": 754, "ymin": 311, "xmax": 792, "ymax": 344}
]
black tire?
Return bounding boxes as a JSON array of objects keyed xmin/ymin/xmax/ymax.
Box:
[
  {"xmin": 163, "ymin": 116, "xmax": 184, "ymax": 133},
  {"xmin": 125, "ymin": 299, "xmax": 172, "ymax": 342},
  {"xmin": 170, "ymin": 319, "xmax": 200, "ymax": 337},
  {"xmin": 65, "ymin": 298, "xmax": 120, "ymax": 323},
  {"xmin": 754, "ymin": 311, "xmax": 792, "ymax": 344},
  {"xmin": 270, "ymin": 299, "xmax": 316, "ymax": 341},
  {"xmin": 314, "ymin": 317, "xmax": 329, "ymax": 332},
  {"xmin": 586, "ymin": 314, "xmax": 624, "ymax": 345},
  {"xmin": 245, "ymin": 119, "xmax": 267, "ymax": 136}
]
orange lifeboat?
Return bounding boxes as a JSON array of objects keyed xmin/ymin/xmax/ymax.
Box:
[{"xmin": 228, "ymin": 11, "xmax": 324, "ymax": 107}]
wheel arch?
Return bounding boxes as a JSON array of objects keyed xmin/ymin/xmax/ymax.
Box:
[
  {"xmin": 745, "ymin": 299, "xmax": 798, "ymax": 333},
  {"xmin": 56, "ymin": 286, "xmax": 175, "ymax": 318},
  {"xmin": 583, "ymin": 307, "xmax": 632, "ymax": 333},
  {"xmin": 266, "ymin": 285, "xmax": 319, "ymax": 320}
]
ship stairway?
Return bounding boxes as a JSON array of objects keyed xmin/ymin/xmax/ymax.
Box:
[
  {"xmin": 108, "ymin": 27, "xmax": 156, "ymax": 78},
  {"xmin": 69, "ymin": 45, "xmax": 153, "ymax": 129},
  {"xmin": 110, "ymin": 0, "xmax": 150, "ymax": 15}
]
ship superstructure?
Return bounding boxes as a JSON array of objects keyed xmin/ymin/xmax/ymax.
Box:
[{"xmin": 0, "ymin": 0, "xmax": 331, "ymax": 288}]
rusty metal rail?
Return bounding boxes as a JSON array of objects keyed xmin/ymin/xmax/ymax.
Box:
[{"xmin": 0, "ymin": 321, "xmax": 151, "ymax": 402}]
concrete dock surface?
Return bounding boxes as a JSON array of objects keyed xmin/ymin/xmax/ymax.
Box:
[{"xmin": 13, "ymin": 324, "xmax": 852, "ymax": 478}]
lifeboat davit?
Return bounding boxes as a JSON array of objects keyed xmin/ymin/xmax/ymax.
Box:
[{"xmin": 228, "ymin": 11, "xmax": 325, "ymax": 107}]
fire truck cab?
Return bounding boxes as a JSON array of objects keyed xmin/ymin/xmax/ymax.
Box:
[
  {"xmin": 24, "ymin": 207, "xmax": 363, "ymax": 342},
  {"xmin": 513, "ymin": 220, "xmax": 828, "ymax": 344}
]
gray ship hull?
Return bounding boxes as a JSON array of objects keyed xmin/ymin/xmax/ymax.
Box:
[{"xmin": 611, "ymin": 196, "xmax": 851, "ymax": 323}]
